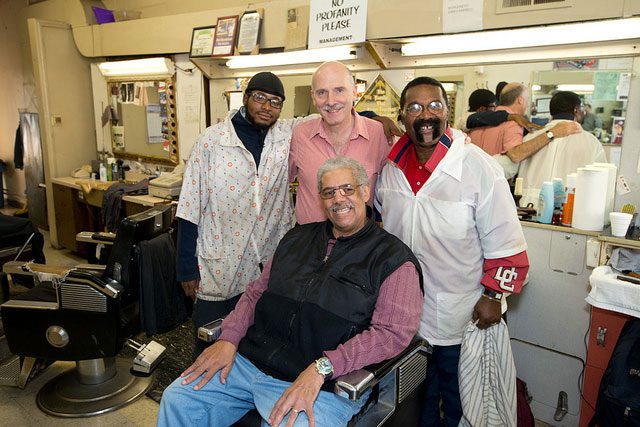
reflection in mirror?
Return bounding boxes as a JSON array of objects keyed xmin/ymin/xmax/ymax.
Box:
[
  {"xmin": 209, "ymin": 57, "xmax": 631, "ymax": 167},
  {"xmin": 108, "ymin": 76, "xmax": 179, "ymax": 165},
  {"xmin": 531, "ymin": 61, "xmax": 631, "ymax": 148}
]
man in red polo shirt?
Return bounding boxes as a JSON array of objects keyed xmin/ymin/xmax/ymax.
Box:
[{"xmin": 376, "ymin": 76, "xmax": 530, "ymax": 426}]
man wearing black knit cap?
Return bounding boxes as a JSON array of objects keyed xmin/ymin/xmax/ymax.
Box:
[
  {"xmin": 176, "ymin": 71, "xmax": 303, "ymax": 357},
  {"xmin": 455, "ymin": 88, "xmax": 497, "ymax": 132}
]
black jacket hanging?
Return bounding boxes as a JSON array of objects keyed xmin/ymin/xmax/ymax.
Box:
[{"xmin": 14, "ymin": 123, "xmax": 24, "ymax": 170}]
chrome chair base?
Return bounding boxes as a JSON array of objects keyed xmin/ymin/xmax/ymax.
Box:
[{"xmin": 36, "ymin": 357, "xmax": 153, "ymax": 418}]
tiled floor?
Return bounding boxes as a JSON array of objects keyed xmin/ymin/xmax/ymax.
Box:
[{"xmin": 0, "ymin": 216, "xmax": 160, "ymax": 426}]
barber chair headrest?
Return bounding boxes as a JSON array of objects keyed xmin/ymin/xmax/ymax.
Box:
[{"xmin": 103, "ymin": 205, "xmax": 173, "ymax": 294}]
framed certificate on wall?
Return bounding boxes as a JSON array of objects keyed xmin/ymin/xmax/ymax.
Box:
[
  {"xmin": 190, "ymin": 26, "xmax": 216, "ymax": 57},
  {"xmin": 212, "ymin": 15, "xmax": 239, "ymax": 57},
  {"xmin": 236, "ymin": 10, "xmax": 262, "ymax": 55}
]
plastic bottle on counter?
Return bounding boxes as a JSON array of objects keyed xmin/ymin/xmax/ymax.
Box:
[
  {"xmin": 538, "ymin": 181, "xmax": 554, "ymax": 224},
  {"xmin": 561, "ymin": 173, "xmax": 577, "ymax": 226},
  {"xmin": 99, "ymin": 163, "xmax": 107, "ymax": 182},
  {"xmin": 553, "ymin": 177, "xmax": 564, "ymax": 209},
  {"xmin": 513, "ymin": 177, "xmax": 523, "ymax": 207}
]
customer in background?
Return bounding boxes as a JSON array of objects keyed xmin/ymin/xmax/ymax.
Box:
[
  {"xmin": 517, "ymin": 91, "xmax": 607, "ymax": 207},
  {"xmin": 159, "ymin": 157, "xmax": 423, "ymax": 427},
  {"xmin": 454, "ymin": 88, "xmax": 497, "ymax": 132},
  {"xmin": 376, "ymin": 76, "xmax": 530, "ymax": 426},
  {"xmin": 289, "ymin": 61, "xmax": 393, "ymax": 224},
  {"xmin": 581, "ymin": 103, "xmax": 603, "ymax": 132},
  {"xmin": 176, "ymin": 72, "xmax": 298, "ymax": 358}
]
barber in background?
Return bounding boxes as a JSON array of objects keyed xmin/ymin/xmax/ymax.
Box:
[
  {"xmin": 176, "ymin": 72, "xmax": 297, "ymax": 358},
  {"xmin": 376, "ymin": 76, "xmax": 529, "ymax": 426},
  {"xmin": 581, "ymin": 103, "xmax": 603, "ymax": 132}
]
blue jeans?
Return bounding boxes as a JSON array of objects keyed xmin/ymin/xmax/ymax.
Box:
[
  {"xmin": 157, "ymin": 353, "xmax": 368, "ymax": 427},
  {"xmin": 420, "ymin": 344, "xmax": 463, "ymax": 427}
]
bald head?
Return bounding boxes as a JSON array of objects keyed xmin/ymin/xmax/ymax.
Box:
[
  {"xmin": 312, "ymin": 61, "xmax": 355, "ymax": 91},
  {"xmin": 499, "ymin": 82, "xmax": 530, "ymax": 115}
]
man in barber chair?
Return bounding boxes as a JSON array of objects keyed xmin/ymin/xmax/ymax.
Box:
[{"xmin": 158, "ymin": 156, "xmax": 423, "ymax": 426}]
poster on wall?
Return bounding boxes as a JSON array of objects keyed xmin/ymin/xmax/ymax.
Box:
[
  {"xmin": 553, "ymin": 59, "xmax": 599, "ymax": 70},
  {"xmin": 308, "ymin": 0, "xmax": 367, "ymax": 49},
  {"xmin": 354, "ymin": 74, "xmax": 401, "ymax": 120},
  {"xmin": 146, "ymin": 105, "xmax": 163, "ymax": 144}
]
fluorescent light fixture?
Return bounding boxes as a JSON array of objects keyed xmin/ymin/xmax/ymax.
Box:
[
  {"xmin": 401, "ymin": 17, "xmax": 640, "ymax": 57},
  {"xmin": 98, "ymin": 57, "xmax": 175, "ymax": 78},
  {"xmin": 226, "ymin": 46, "xmax": 361, "ymax": 69},
  {"xmin": 531, "ymin": 85, "xmax": 542, "ymax": 92},
  {"xmin": 556, "ymin": 84, "xmax": 595, "ymax": 92}
]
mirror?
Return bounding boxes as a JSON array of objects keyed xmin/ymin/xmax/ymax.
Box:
[
  {"xmin": 108, "ymin": 77, "xmax": 179, "ymax": 165},
  {"xmin": 208, "ymin": 56, "xmax": 632, "ymax": 168}
]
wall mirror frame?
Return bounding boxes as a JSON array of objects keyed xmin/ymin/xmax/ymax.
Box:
[{"xmin": 107, "ymin": 75, "xmax": 179, "ymax": 166}]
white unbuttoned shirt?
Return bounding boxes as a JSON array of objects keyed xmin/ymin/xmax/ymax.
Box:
[
  {"xmin": 518, "ymin": 120, "xmax": 607, "ymax": 208},
  {"xmin": 377, "ymin": 129, "xmax": 527, "ymax": 345},
  {"xmin": 177, "ymin": 111, "xmax": 302, "ymax": 301}
]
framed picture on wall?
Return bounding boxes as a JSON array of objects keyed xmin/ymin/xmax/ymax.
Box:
[
  {"xmin": 190, "ymin": 26, "xmax": 216, "ymax": 57},
  {"xmin": 212, "ymin": 15, "xmax": 239, "ymax": 57}
]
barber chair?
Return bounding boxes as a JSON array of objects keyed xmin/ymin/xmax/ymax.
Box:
[
  {"xmin": 0, "ymin": 205, "xmax": 173, "ymax": 417},
  {"xmin": 199, "ymin": 319, "xmax": 431, "ymax": 426}
]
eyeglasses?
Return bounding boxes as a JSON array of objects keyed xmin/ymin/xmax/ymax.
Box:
[
  {"xmin": 319, "ymin": 184, "xmax": 361, "ymax": 199},
  {"xmin": 250, "ymin": 92, "xmax": 283, "ymax": 109},
  {"xmin": 403, "ymin": 101, "xmax": 445, "ymax": 117}
]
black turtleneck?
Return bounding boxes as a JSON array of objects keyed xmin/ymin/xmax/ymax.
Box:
[{"xmin": 231, "ymin": 110, "xmax": 269, "ymax": 171}]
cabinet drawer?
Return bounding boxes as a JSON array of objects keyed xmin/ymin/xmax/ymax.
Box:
[{"xmin": 586, "ymin": 307, "xmax": 632, "ymax": 369}]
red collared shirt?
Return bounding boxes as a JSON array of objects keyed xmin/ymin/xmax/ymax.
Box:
[{"xmin": 388, "ymin": 128, "xmax": 453, "ymax": 195}]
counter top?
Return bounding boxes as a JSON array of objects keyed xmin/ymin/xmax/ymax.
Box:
[
  {"xmin": 519, "ymin": 220, "xmax": 601, "ymax": 237},
  {"xmin": 52, "ymin": 176, "xmax": 170, "ymax": 207},
  {"xmin": 598, "ymin": 226, "xmax": 640, "ymax": 249}
]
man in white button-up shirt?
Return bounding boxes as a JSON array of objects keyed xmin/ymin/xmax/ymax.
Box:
[{"xmin": 376, "ymin": 77, "xmax": 530, "ymax": 426}]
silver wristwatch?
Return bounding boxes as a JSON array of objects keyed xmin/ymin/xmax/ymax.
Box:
[
  {"xmin": 314, "ymin": 357, "xmax": 334, "ymax": 380},
  {"xmin": 546, "ymin": 131, "xmax": 555, "ymax": 141}
]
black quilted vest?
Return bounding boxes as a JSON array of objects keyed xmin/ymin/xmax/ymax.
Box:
[{"xmin": 238, "ymin": 218, "xmax": 422, "ymax": 387}]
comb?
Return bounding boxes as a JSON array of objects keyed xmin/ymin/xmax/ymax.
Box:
[{"xmin": 621, "ymin": 204, "xmax": 636, "ymax": 214}]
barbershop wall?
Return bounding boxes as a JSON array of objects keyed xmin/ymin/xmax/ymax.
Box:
[{"xmin": 0, "ymin": 0, "xmax": 29, "ymax": 205}]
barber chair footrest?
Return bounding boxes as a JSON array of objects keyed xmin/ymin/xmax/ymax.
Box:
[
  {"xmin": 36, "ymin": 357, "xmax": 154, "ymax": 418},
  {"xmin": 0, "ymin": 355, "xmax": 21, "ymax": 387}
]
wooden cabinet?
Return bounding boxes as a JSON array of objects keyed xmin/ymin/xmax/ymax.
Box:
[
  {"xmin": 52, "ymin": 183, "xmax": 94, "ymax": 254},
  {"xmin": 579, "ymin": 307, "xmax": 632, "ymax": 426}
]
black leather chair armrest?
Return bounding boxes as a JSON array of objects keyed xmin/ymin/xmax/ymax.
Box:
[
  {"xmin": 334, "ymin": 338, "xmax": 431, "ymax": 401},
  {"xmin": 197, "ymin": 318, "xmax": 224, "ymax": 343}
]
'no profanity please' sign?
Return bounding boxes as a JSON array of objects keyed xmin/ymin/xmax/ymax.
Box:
[{"xmin": 308, "ymin": 0, "xmax": 367, "ymax": 50}]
